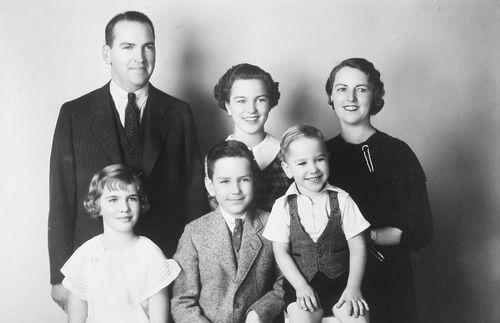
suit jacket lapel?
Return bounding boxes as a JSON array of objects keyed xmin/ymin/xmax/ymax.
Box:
[
  {"xmin": 88, "ymin": 83, "xmax": 122, "ymax": 162},
  {"xmin": 209, "ymin": 209, "xmax": 238, "ymax": 280},
  {"xmin": 235, "ymin": 210, "xmax": 263, "ymax": 284},
  {"xmin": 142, "ymin": 84, "xmax": 173, "ymax": 177}
]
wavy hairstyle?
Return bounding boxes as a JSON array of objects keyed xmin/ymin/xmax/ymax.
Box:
[
  {"xmin": 325, "ymin": 57, "xmax": 385, "ymax": 115},
  {"xmin": 84, "ymin": 164, "xmax": 149, "ymax": 218},
  {"xmin": 213, "ymin": 63, "xmax": 280, "ymax": 111}
]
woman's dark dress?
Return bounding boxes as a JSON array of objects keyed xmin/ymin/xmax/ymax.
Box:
[{"xmin": 326, "ymin": 131, "xmax": 433, "ymax": 323}]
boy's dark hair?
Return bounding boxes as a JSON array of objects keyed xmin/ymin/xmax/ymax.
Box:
[
  {"xmin": 84, "ymin": 164, "xmax": 149, "ymax": 218},
  {"xmin": 105, "ymin": 11, "xmax": 155, "ymax": 46},
  {"xmin": 205, "ymin": 140, "xmax": 258, "ymax": 180},
  {"xmin": 213, "ymin": 63, "xmax": 281, "ymax": 111},
  {"xmin": 325, "ymin": 57, "xmax": 385, "ymax": 115},
  {"xmin": 280, "ymin": 125, "xmax": 327, "ymax": 162}
]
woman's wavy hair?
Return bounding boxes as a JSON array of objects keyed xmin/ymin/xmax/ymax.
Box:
[
  {"xmin": 325, "ymin": 57, "xmax": 385, "ymax": 115},
  {"xmin": 214, "ymin": 63, "xmax": 280, "ymax": 111}
]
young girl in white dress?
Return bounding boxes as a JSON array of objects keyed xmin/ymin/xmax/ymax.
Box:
[{"xmin": 61, "ymin": 164, "xmax": 181, "ymax": 323}]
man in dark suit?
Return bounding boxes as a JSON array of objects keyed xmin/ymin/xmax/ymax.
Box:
[{"xmin": 48, "ymin": 11, "xmax": 208, "ymax": 310}]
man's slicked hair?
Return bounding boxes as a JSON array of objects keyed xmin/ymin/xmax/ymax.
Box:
[{"xmin": 105, "ymin": 11, "xmax": 155, "ymax": 46}]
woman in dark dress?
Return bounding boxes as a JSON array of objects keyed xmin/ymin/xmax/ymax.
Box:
[{"xmin": 324, "ymin": 58, "xmax": 433, "ymax": 323}]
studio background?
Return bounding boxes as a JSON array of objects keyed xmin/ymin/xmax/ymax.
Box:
[{"xmin": 1, "ymin": 0, "xmax": 499, "ymax": 322}]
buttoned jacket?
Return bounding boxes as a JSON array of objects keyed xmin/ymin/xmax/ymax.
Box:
[{"xmin": 48, "ymin": 83, "xmax": 207, "ymax": 284}]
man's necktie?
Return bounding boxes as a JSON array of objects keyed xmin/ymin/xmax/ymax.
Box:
[
  {"xmin": 232, "ymin": 218, "xmax": 243, "ymax": 252},
  {"xmin": 125, "ymin": 92, "xmax": 140, "ymax": 147}
]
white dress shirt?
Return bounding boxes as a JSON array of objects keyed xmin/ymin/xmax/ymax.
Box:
[
  {"xmin": 109, "ymin": 80, "xmax": 149, "ymax": 126},
  {"xmin": 220, "ymin": 207, "xmax": 247, "ymax": 233}
]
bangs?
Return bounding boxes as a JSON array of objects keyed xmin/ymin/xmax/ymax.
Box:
[{"xmin": 103, "ymin": 177, "xmax": 138, "ymax": 193}]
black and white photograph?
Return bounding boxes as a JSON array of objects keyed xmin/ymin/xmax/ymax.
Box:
[{"xmin": 1, "ymin": 0, "xmax": 499, "ymax": 322}]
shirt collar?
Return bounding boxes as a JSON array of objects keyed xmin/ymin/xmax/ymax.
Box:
[
  {"xmin": 226, "ymin": 133, "xmax": 280, "ymax": 170},
  {"xmin": 109, "ymin": 80, "xmax": 149, "ymax": 124},
  {"xmin": 219, "ymin": 207, "xmax": 246, "ymax": 232},
  {"xmin": 282, "ymin": 182, "xmax": 336, "ymax": 205},
  {"xmin": 109, "ymin": 79, "xmax": 149, "ymax": 102}
]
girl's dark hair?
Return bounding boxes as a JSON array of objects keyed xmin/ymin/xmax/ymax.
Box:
[
  {"xmin": 84, "ymin": 164, "xmax": 149, "ymax": 218},
  {"xmin": 325, "ymin": 57, "xmax": 385, "ymax": 115},
  {"xmin": 214, "ymin": 63, "xmax": 280, "ymax": 111},
  {"xmin": 205, "ymin": 140, "xmax": 259, "ymax": 180}
]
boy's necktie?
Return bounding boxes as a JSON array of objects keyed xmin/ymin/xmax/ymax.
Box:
[
  {"xmin": 232, "ymin": 218, "xmax": 243, "ymax": 252},
  {"xmin": 125, "ymin": 92, "xmax": 140, "ymax": 147}
]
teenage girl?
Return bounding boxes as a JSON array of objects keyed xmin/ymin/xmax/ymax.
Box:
[{"xmin": 214, "ymin": 63, "xmax": 292, "ymax": 211}]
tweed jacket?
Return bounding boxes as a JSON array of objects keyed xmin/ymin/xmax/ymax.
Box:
[
  {"xmin": 172, "ymin": 208, "xmax": 284, "ymax": 323},
  {"xmin": 48, "ymin": 82, "xmax": 207, "ymax": 284}
]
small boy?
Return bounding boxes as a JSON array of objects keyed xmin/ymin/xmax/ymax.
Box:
[
  {"xmin": 171, "ymin": 140, "xmax": 285, "ymax": 323},
  {"xmin": 263, "ymin": 125, "xmax": 370, "ymax": 323}
]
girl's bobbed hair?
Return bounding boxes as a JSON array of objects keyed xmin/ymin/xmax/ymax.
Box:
[
  {"xmin": 214, "ymin": 63, "xmax": 280, "ymax": 111},
  {"xmin": 325, "ymin": 57, "xmax": 385, "ymax": 115},
  {"xmin": 83, "ymin": 164, "xmax": 149, "ymax": 218}
]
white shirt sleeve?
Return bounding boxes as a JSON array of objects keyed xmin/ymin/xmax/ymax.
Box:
[
  {"xmin": 338, "ymin": 193, "xmax": 370, "ymax": 240},
  {"xmin": 262, "ymin": 197, "xmax": 291, "ymax": 243},
  {"xmin": 61, "ymin": 238, "xmax": 98, "ymax": 301},
  {"xmin": 139, "ymin": 238, "xmax": 181, "ymax": 302}
]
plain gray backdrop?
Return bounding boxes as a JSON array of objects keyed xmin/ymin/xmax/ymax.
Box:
[{"xmin": 1, "ymin": 0, "xmax": 499, "ymax": 322}]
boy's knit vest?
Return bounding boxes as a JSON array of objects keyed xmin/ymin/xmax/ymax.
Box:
[{"xmin": 288, "ymin": 191, "xmax": 349, "ymax": 281}]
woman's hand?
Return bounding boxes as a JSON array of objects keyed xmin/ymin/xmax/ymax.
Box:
[
  {"xmin": 368, "ymin": 227, "xmax": 402, "ymax": 246},
  {"xmin": 334, "ymin": 287, "xmax": 369, "ymax": 318},
  {"xmin": 296, "ymin": 283, "xmax": 320, "ymax": 312}
]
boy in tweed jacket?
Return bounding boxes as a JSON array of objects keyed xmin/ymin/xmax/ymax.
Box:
[{"xmin": 172, "ymin": 140, "xmax": 284, "ymax": 323}]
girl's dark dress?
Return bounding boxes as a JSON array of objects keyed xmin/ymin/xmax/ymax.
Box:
[
  {"xmin": 253, "ymin": 155, "xmax": 291, "ymax": 212},
  {"xmin": 326, "ymin": 131, "xmax": 433, "ymax": 323}
]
